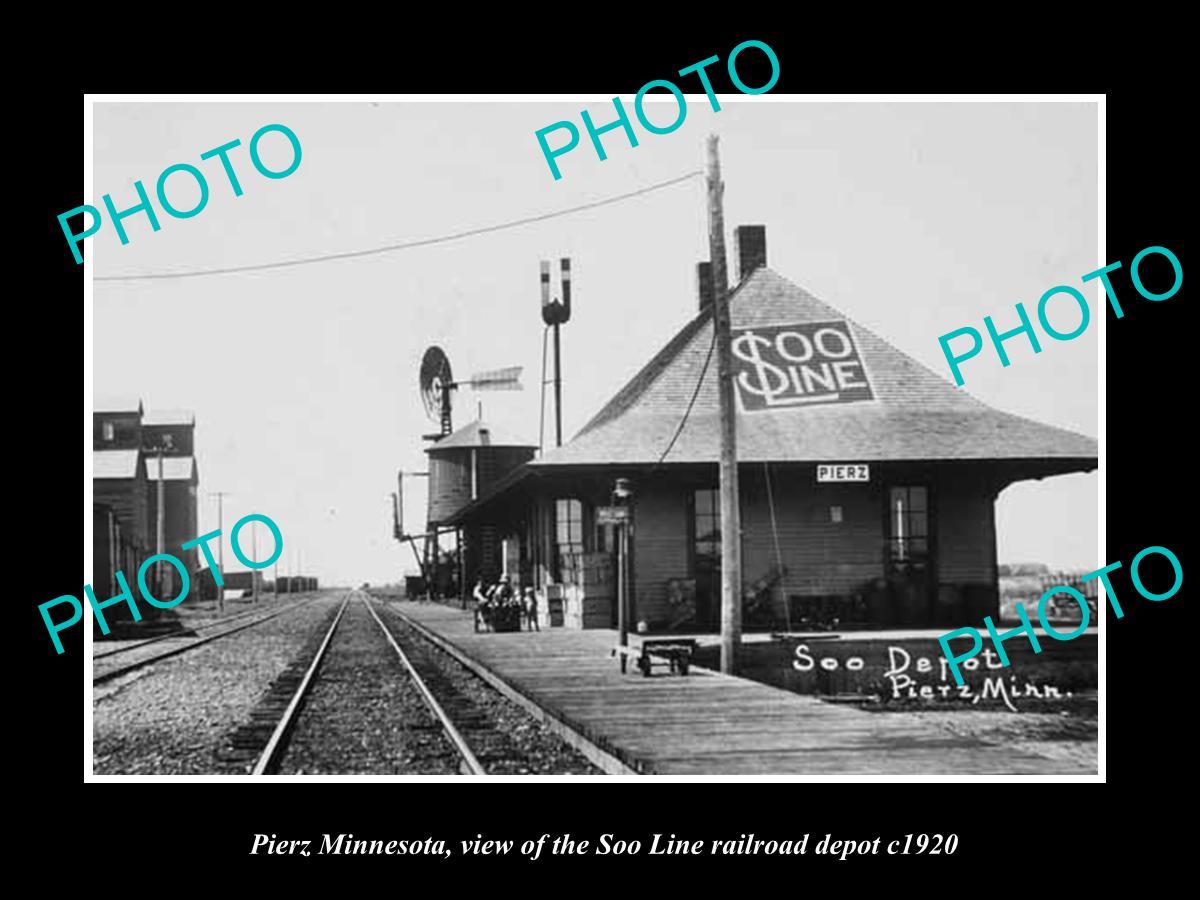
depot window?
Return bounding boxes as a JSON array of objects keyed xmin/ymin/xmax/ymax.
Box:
[
  {"xmin": 887, "ymin": 486, "xmax": 928, "ymax": 565},
  {"xmin": 554, "ymin": 498, "xmax": 584, "ymax": 581},
  {"xmin": 692, "ymin": 488, "xmax": 721, "ymax": 566},
  {"xmin": 687, "ymin": 488, "xmax": 721, "ymax": 630}
]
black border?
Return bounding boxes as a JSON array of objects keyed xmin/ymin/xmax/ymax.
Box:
[{"xmin": 23, "ymin": 28, "xmax": 1190, "ymax": 881}]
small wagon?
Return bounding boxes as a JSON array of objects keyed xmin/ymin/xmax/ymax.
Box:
[{"xmin": 613, "ymin": 638, "xmax": 699, "ymax": 676}]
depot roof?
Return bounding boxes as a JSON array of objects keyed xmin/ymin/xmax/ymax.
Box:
[{"xmin": 532, "ymin": 267, "xmax": 1098, "ymax": 467}]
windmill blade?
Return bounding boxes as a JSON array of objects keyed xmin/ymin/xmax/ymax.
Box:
[
  {"xmin": 419, "ymin": 346, "xmax": 454, "ymax": 424},
  {"xmin": 467, "ymin": 365, "xmax": 523, "ymax": 391}
]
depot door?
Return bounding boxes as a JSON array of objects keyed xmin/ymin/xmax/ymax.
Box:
[{"xmin": 884, "ymin": 485, "xmax": 934, "ymax": 626}]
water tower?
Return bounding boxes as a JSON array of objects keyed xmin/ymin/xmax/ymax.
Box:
[{"xmin": 415, "ymin": 347, "xmax": 534, "ymax": 594}]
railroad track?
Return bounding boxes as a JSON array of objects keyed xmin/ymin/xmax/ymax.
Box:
[
  {"xmin": 381, "ymin": 603, "xmax": 635, "ymax": 775},
  {"xmin": 94, "ymin": 595, "xmax": 318, "ymax": 660},
  {"xmin": 92, "ymin": 594, "xmax": 325, "ymax": 685},
  {"xmin": 249, "ymin": 590, "xmax": 485, "ymax": 775}
]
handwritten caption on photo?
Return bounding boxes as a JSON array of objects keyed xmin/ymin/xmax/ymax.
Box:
[{"xmin": 791, "ymin": 643, "xmax": 1071, "ymax": 713}]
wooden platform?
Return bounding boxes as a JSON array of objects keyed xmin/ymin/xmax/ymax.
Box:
[{"xmin": 391, "ymin": 601, "xmax": 1090, "ymax": 776}]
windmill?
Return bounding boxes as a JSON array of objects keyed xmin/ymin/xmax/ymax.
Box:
[
  {"xmin": 419, "ymin": 345, "xmax": 523, "ymax": 439},
  {"xmin": 408, "ymin": 346, "xmax": 524, "ymax": 600}
]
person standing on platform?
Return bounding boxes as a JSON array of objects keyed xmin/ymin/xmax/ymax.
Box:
[
  {"xmin": 523, "ymin": 587, "xmax": 540, "ymax": 632},
  {"xmin": 473, "ymin": 576, "xmax": 491, "ymax": 632}
]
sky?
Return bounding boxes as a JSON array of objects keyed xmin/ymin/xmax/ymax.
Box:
[{"xmin": 91, "ymin": 99, "xmax": 1099, "ymax": 583}]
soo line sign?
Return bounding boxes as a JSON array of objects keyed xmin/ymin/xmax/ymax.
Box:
[{"xmin": 732, "ymin": 320, "xmax": 874, "ymax": 411}]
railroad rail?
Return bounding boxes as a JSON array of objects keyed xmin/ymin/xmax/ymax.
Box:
[
  {"xmin": 92, "ymin": 594, "xmax": 325, "ymax": 685},
  {"xmin": 250, "ymin": 590, "xmax": 486, "ymax": 776},
  {"xmin": 381, "ymin": 602, "xmax": 638, "ymax": 775},
  {"xmin": 362, "ymin": 598, "xmax": 485, "ymax": 774},
  {"xmin": 93, "ymin": 595, "xmax": 319, "ymax": 661}
]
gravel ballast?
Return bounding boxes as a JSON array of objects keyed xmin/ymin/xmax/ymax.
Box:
[
  {"xmin": 93, "ymin": 591, "xmax": 605, "ymax": 776},
  {"xmin": 374, "ymin": 600, "xmax": 602, "ymax": 775},
  {"xmin": 93, "ymin": 593, "xmax": 344, "ymax": 775},
  {"xmin": 274, "ymin": 597, "xmax": 461, "ymax": 775}
]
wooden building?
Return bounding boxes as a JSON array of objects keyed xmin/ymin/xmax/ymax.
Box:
[
  {"xmin": 93, "ymin": 400, "xmax": 200, "ymax": 631},
  {"xmin": 93, "ymin": 449, "xmax": 148, "ymax": 609},
  {"xmin": 142, "ymin": 410, "xmax": 199, "ymax": 574},
  {"xmin": 94, "ymin": 396, "xmax": 143, "ymax": 452},
  {"xmin": 443, "ymin": 227, "xmax": 1098, "ymax": 632}
]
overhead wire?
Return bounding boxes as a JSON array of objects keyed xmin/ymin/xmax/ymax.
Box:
[
  {"xmin": 653, "ymin": 322, "xmax": 717, "ymax": 469},
  {"xmin": 763, "ymin": 460, "xmax": 793, "ymax": 633},
  {"xmin": 94, "ymin": 170, "xmax": 704, "ymax": 283}
]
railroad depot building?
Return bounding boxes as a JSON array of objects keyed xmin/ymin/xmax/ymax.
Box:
[{"xmin": 443, "ymin": 227, "xmax": 1098, "ymax": 632}]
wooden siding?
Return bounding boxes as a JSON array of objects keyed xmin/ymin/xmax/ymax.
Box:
[
  {"xmin": 92, "ymin": 412, "xmax": 141, "ymax": 451},
  {"xmin": 143, "ymin": 423, "xmax": 194, "ymax": 455},
  {"xmin": 631, "ymin": 479, "xmax": 691, "ymax": 625},
  {"xmin": 498, "ymin": 463, "xmax": 1003, "ymax": 630},
  {"xmin": 627, "ymin": 464, "xmax": 998, "ymax": 628},
  {"xmin": 934, "ymin": 469, "xmax": 998, "ymax": 621},
  {"xmin": 741, "ymin": 466, "xmax": 884, "ymax": 608},
  {"xmin": 631, "ymin": 467, "xmax": 885, "ymax": 626},
  {"xmin": 429, "ymin": 446, "xmax": 535, "ymax": 526},
  {"xmin": 427, "ymin": 452, "xmax": 472, "ymax": 525},
  {"xmin": 478, "ymin": 446, "xmax": 535, "ymax": 494},
  {"xmin": 145, "ymin": 481, "xmax": 198, "ymax": 570},
  {"xmin": 95, "ymin": 471, "xmax": 148, "ymax": 555},
  {"xmin": 93, "ymin": 504, "xmax": 115, "ymax": 598}
]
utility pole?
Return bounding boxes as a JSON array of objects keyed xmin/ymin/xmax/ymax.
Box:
[
  {"xmin": 541, "ymin": 258, "xmax": 572, "ymax": 447},
  {"xmin": 553, "ymin": 317, "xmax": 563, "ymax": 447},
  {"xmin": 252, "ymin": 520, "xmax": 259, "ymax": 605},
  {"xmin": 156, "ymin": 447, "xmax": 166, "ymax": 599},
  {"xmin": 707, "ymin": 135, "xmax": 742, "ymax": 675},
  {"xmin": 209, "ymin": 491, "xmax": 230, "ymax": 613}
]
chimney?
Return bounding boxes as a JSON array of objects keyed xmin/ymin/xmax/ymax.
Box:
[
  {"xmin": 696, "ymin": 261, "xmax": 715, "ymax": 311},
  {"xmin": 734, "ymin": 225, "xmax": 767, "ymax": 283}
]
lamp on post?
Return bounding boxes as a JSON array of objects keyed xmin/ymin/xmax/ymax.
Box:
[{"xmin": 613, "ymin": 477, "xmax": 634, "ymax": 673}]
